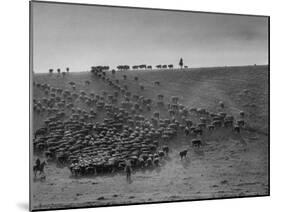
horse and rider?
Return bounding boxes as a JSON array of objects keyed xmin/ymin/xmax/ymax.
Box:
[{"xmin": 33, "ymin": 158, "xmax": 47, "ymax": 180}]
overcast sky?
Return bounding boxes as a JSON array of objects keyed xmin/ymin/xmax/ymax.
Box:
[{"xmin": 32, "ymin": 2, "xmax": 268, "ymax": 73}]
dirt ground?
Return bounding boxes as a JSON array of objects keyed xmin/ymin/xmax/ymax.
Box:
[
  {"xmin": 31, "ymin": 65, "xmax": 269, "ymax": 210},
  {"xmin": 32, "ymin": 131, "xmax": 268, "ymax": 210}
]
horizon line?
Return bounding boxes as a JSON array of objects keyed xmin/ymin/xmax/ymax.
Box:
[{"xmin": 33, "ymin": 64, "xmax": 269, "ymax": 74}]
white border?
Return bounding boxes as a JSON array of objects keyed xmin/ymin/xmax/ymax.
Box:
[{"xmin": 0, "ymin": 0, "xmax": 278, "ymax": 212}]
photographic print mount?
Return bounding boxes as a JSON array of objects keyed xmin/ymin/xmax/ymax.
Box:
[{"xmin": 30, "ymin": 1, "xmax": 269, "ymax": 211}]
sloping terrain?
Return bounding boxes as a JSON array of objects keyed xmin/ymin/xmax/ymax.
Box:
[{"xmin": 32, "ymin": 65, "xmax": 268, "ymax": 210}]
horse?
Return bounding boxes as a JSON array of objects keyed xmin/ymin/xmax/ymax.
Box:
[{"xmin": 33, "ymin": 161, "xmax": 47, "ymax": 178}]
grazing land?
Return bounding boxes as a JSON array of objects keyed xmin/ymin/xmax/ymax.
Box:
[{"xmin": 32, "ymin": 65, "xmax": 269, "ymax": 210}]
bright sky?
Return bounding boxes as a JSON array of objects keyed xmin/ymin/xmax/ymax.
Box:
[{"xmin": 32, "ymin": 2, "xmax": 268, "ymax": 73}]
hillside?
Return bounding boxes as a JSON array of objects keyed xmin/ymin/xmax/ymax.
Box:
[
  {"xmin": 33, "ymin": 65, "xmax": 268, "ymax": 133},
  {"xmin": 32, "ymin": 65, "xmax": 269, "ymax": 210}
]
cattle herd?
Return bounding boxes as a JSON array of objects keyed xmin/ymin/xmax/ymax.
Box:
[{"xmin": 33, "ymin": 66, "xmax": 246, "ymax": 178}]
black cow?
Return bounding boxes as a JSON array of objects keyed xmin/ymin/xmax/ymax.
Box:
[
  {"xmin": 179, "ymin": 150, "xmax": 188, "ymax": 160},
  {"xmin": 191, "ymin": 139, "xmax": 202, "ymax": 147},
  {"xmin": 234, "ymin": 125, "xmax": 240, "ymax": 133}
]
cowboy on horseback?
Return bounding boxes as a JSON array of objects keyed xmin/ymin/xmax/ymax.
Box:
[{"xmin": 33, "ymin": 158, "xmax": 47, "ymax": 179}]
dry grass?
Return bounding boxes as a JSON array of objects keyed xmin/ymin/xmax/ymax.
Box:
[{"xmin": 32, "ymin": 65, "xmax": 268, "ymax": 210}]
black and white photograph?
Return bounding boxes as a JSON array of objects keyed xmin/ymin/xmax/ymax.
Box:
[{"xmin": 30, "ymin": 1, "xmax": 269, "ymax": 211}]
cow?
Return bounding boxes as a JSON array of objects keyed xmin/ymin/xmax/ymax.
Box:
[
  {"xmin": 191, "ymin": 139, "xmax": 202, "ymax": 147},
  {"xmin": 162, "ymin": 146, "xmax": 169, "ymax": 156},
  {"xmin": 179, "ymin": 150, "xmax": 188, "ymax": 160}
]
